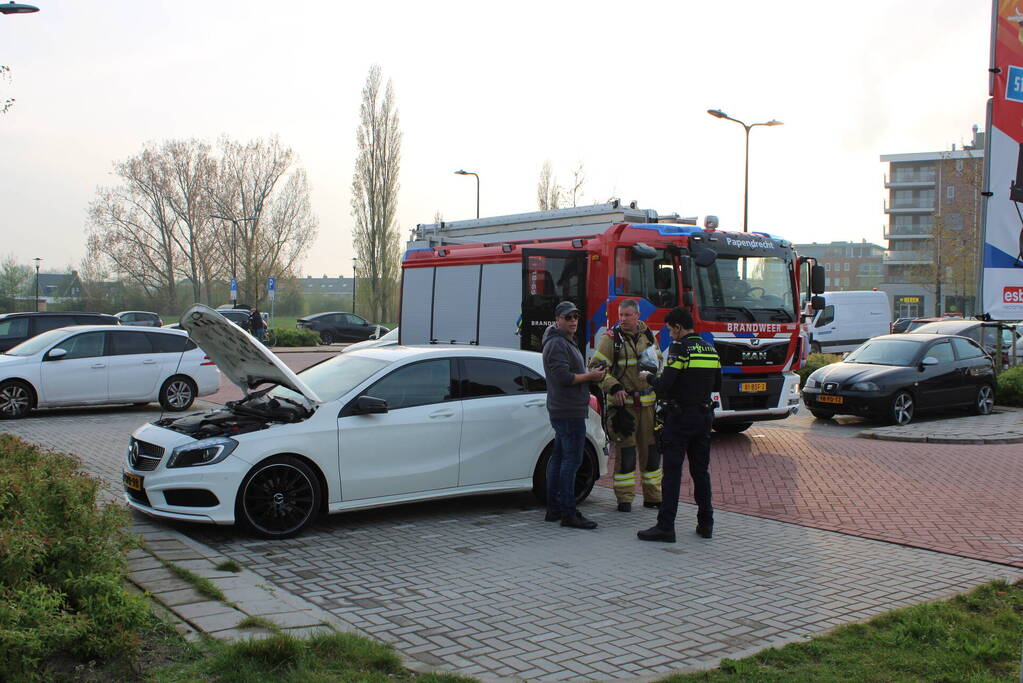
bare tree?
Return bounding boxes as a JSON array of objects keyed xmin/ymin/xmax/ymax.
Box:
[
  {"xmin": 86, "ymin": 145, "xmax": 181, "ymax": 311},
  {"xmin": 567, "ymin": 161, "xmax": 586, "ymax": 208},
  {"xmin": 536, "ymin": 161, "xmax": 562, "ymax": 210},
  {"xmin": 1, "ymin": 66, "xmax": 14, "ymax": 116},
  {"xmin": 351, "ymin": 65, "xmax": 402, "ymax": 322},
  {"xmin": 207, "ymin": 135, "xmax": 316, "ymax": 305},
  {"xmin": 162, "ymin": 139, "xmax": 219, "ymax": 304},
  {"xmin": 0, "ymin": 253, "xmax": 31, "ymax": 310}
]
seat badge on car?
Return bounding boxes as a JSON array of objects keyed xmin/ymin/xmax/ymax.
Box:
[{"xmin": 823, "ymin": 382, "xmax": 838, "ymax": 393}]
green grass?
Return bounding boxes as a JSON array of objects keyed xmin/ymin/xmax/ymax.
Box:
[
  {"xmin": 215, "ymin": 559, "xmax": 242, "ymax": 573},
  {"xmin": 661, "ymin": 578, "xmax": 1023, "ymax": 682},
  {"xmin": 152, "ymin": 631, "xmax": 475, "ymax": 682},
  {"xmin": 161, "ymin": 560, "xmax": 228, "ymax": 603}
]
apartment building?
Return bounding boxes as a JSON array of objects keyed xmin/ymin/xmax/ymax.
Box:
[
  {"xmin": 793, "ymin": 241, "xmax": 885, "ymax": 291},
  {"xmin": 879, "ymin": 126, "xmax": 984, "ymax": 318}
]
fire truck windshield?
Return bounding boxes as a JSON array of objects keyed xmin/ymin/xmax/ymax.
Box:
[{"xmin": 696, "ymin": 256, "xmax": 795, "ymax": 323}]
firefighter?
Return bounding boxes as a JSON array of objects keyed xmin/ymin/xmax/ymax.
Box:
[
  {"xmin": 637, "ymin": 307, "xmax": 722, "ymax": 542},
  {"xmin": 589, "ymin": 299, "xmax": 662, "ymax": 512}
]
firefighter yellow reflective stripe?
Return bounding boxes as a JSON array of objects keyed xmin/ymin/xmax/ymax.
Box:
[
  {"xmin": 592, "ymin": 349, "xmax": 611, "ymax": 364},
  {"xmin": 642, "ymin": 469, "xmax": 663, "ymax": 484},
  {"xmin": 639, "ymin": 394, "xmax": 657, "ymax": 406},
  {"xmin": 613, "ymin": 472, "xmax": 636, "ymax": 486}
]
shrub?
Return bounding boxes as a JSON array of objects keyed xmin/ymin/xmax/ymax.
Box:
[
  {"xmin": 796, "ymin": 353, "xmax": 843, "ymax": 387},
  {"xmin": 996, "ymin": 365, "xmax": 1023, "ymax": 406},
  {"xmin": 0, "ymin": 435, "xmax": 150, "ymax": 680},
  {"xmin": 270, "ymin": 327, "xmax": 321, "ymax": 347}
]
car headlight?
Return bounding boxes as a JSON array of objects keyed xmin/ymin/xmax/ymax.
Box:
[
  {"xmin": 167, "ymin": 437, "xmax": 238, "ymax": 468},
  {"xmin": 806, "ymin": 379, "xmax": 820, "ymax": 388},
  {"xmin": 850, "ymin": 381, "xmax": 879, "ymax": 392}
]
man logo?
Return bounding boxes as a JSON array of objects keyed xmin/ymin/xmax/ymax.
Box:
[{"xmin": 749, "ymin": 338, "xmax": 761, "ymax": 347}]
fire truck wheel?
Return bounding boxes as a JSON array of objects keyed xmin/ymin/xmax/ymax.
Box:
[
  {"xmin": 809, "ymin": 410, "xmax": 834, "ymax": 420},
  {"xmin": 713, "ymin": 422, "xmax": 752, "ymax": 434},
  {"xmin": 532, "ymin": 441, "xmax": 598, "ymax": 506}
]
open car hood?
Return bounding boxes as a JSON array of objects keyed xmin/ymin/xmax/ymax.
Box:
[{"xmin": 181, "ymin": 304, "xmax": 322, "ymax": 404}]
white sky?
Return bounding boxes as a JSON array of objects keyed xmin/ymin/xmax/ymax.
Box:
[{"xmin": 0, "ymin": 1, "xmax": 991, "ymax": 278}]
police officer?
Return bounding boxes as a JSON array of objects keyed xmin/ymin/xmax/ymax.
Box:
[
  {"xmin": 636, "ymin": 307, "xmax": 721, "ymax": 542},
  {"xmin": 589, "ymin": 299, "xmax": 662, "ymax": 512}
]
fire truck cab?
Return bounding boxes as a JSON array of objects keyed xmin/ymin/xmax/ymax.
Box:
[{"xmin": 400, "ymin": 202, "xmax": 824, "ymax": 432}]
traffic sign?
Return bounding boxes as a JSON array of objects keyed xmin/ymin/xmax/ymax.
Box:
[
  {"xmin": 267, "ymin": 276, "xmax": 276, "ymax": 301},
  {"xmin": 229, "ymin": 277, "xmax": 238, "ymax": 294}
]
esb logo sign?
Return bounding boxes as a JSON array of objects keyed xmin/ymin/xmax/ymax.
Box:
[{"xmin": 1004, "ymin": 286, "xmax": 1023, "ymax": 303}]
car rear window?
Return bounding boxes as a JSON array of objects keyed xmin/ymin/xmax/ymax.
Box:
[
  {"xmin": 149, "ymin": 333, "xmax": 197, "ymax": 353},
  {"xmin": 952, "ymin": 337, "xmax": 985, "ymax": 359},
  {"xmin": 460, "ymin": 358, "xmax": 535, "ymax": 398},
  {"xmin": 34, "ymin": 316, "xmax": 77, "ymax": 333}
]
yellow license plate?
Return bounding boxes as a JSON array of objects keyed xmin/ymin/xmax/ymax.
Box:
[
  {"xmin": 818, "ymin": 394, "xmax": 844, "ymax": 404},
  {"xmin": 739, "ymin": 382, "xmax": 768, "ymax": 393},
  {"xmin": 123, "ymin": 472, "xmax": 143, "ymax": 491}
]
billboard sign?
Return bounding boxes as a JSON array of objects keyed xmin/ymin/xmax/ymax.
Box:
[{"xmin": 981, "ymin": 1, "xmax": 1023, "ymax": 319}]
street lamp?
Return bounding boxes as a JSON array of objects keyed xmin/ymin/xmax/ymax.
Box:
[
  {"xmin": 0, "ymin": 3, "xmax": 40, "ymax": 14},
  {"xmin": 707, "ymin": 109, "xmax": 783, "ymax": 233},
  {"xmin": 351, "ymin": 257, "xmax": 357, "ymax": 316},
  {"xmin": 33, "ymin": 257, "xmax": 40, "ymax": 311},
  {"xmin": 454, "ymin": 169, "xmax": 479, "ymax": 219},
  {"xmin": 209, "ymin": 214, "xmax": 256, "ymax": 305}
]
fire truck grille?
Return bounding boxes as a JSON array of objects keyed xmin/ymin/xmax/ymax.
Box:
[{"xmin": 714, "ymin": 341, "xmax": 790, "ymax": 367}]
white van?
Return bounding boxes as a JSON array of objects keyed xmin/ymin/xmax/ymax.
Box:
[{"xmin": 808, "ymin": 291, "xmax": 891, "ymax": 354}]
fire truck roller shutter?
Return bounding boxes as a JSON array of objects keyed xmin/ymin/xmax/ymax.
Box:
[
  {"xmin": 478, "ymin": 263, "xmax": 521, "ymax": 348},
  {"xmin": 400, "ymin": 267, "xmax": 435, "ymax": 344},
  {"xmin": 434, "ymin": 265, "xmax": 481, "ymax": 344}
]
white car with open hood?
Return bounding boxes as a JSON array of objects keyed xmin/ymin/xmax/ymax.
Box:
[{"xmin": 123, "ymin": 304, "xmax": 606, "ymax": 538}]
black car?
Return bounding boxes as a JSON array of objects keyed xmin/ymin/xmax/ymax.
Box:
[
  {"xmin": 0, "ymin": 311, "xmax": 120, "ymax": 352},
  {"xmin": 216, "ymin": 308, "xmax": 255, "ymax": 332},
  {"xmin": 115, "ymin": 310, "xmax": 164, "ymax": 327},
  {"xmin": 801, "ymin": 333, "xmax": 995, "ymax": 425},
  {"xmin": 296, "ymin": 312, "xmax": 388, "ymax": 345}
]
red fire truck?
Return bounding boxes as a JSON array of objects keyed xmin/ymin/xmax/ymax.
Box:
[{"xmin": 400, "ymin": 202, "xmax": 825, "ymax": 432}]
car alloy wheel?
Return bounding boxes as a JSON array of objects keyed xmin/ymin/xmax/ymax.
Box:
[
  {"xmin": 532, "ymin": 442, "xmax": 598, "ymax": 506},
  {"xmin": 974, "ymin": 384, "xmax": 995, "ymax": 415},
  {"xmin": 0, "ymin": 381, "xmax": 32, "ymax": 419},
  {"xmin": 890, "ymin": 391, "xmax": 914, "ymax": 426},
  {"xmin": 238, "ymin": 457, "xmax": 321, "ymax": 539},
  {"xmin": 160, "ymin": 377, "xmax": 196, "ymax": 411},
  {"xmin": 320, "ymin": 331, "xmax": 334, "ymax": 345}
]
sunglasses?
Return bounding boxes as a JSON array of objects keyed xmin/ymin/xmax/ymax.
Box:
[{"xmin": 561, "ymin": 313, "xmax": 580, "ymax": 321}]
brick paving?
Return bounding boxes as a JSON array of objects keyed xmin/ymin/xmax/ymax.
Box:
[
  {"xmin": 600, "ymin": 423, "xmax": 1023, "ymax": 568},
  {"xmin": 3, "ymin": 408, "xmax": 1023, "ymax": 679}
]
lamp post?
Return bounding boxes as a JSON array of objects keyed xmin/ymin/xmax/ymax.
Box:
[
  {"xmin": 454, "ymin": 169, "xmax": 479, "ymax": 219},
  {"xmin": 0, "ymin": 3, "xmax": 40, "ymax": 14},
  {"xmin": 33, "ymin": 257, "xmax": 40, "ymax": 311},
  {"xmin": 707, "ymin": 109, "xmax": 783, "ymax": 233},
  {"xmin": 351, "ymin": 257, "xmax": 358, "ymax": 316},
  {"xmin": 209, "ymin": 214, "xmax": 256, "ymax": 305}
]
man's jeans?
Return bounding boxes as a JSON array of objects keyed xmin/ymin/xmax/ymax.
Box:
[{"xmin": 547, "ymin": 417, "xmax": 586, "ymax": 515}]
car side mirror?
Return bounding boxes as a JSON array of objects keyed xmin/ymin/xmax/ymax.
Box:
[
  {"xmin": 47, "ymin": 348, "xmax": 67, "ymax": 360},
  {"xmin": 355, "ymin": 395, "xmax": 388, "ymax": 414},
  {"xmin": 921, "ymin": 356, "xmax": 939, "ymax": 368},
  {"xmin": 632, "ymin": 242, "xmax": 657, "ymax": 259},
  {"xmin": 811, "ymin": 295, "xmax": 825, "ymax": 311},
  {"xmin": 694, "ymin": 248, "xmax": 717, "ymax": 267}
]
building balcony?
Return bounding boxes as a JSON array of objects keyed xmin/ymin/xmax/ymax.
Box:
[
  {"xmin": 884, "ymin": 231, "xmax": 933, "ymax": 240},
  {"xmin": 884, "ymin": 174, "xmax": 936, "ymax": 189},
  {"xmin": 884, "ymin": 201, "xmax": 935, "ymax": 214},
  {"xmin": 883, "ymin": 250, "xmax": 933, "ymax": 265}
]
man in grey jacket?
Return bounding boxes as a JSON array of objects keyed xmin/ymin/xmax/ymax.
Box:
[{"xmin": 541, "ymin": 301, "xmax": 606, "ymax": 530}]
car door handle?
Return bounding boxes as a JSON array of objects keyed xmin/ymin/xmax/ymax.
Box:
[
  {"xmin": 524, "ymin": 399, "xmax": 547, "ymax": 408},
  {"xmin": 429, "ymin": 409, "xmax": 455, "ymax": 419},
  {"xmin": 143, "ymin": 359, "xmax": 157, "ymax": 365},
  {"xmin": 91, "ymin": 363, "xmax": 106, "ymax": 369}
]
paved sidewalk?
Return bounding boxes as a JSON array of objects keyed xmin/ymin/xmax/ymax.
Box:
[
  {"xmin": 3, "ymin": 411, "xmax": 1023, "ymax": 680},
  {"xmin": 859, "ymin": 406, "xmax": 1023, "ymax": 444}
]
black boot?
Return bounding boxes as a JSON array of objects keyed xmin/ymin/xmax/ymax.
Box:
[
  {"xmin": 544, "ymin": 510, "xmax": 562, "ymax": 522},
  {"xmin": 696, "ymin": 524, "xmax": 713, "ymax": 539},
  {"xmin": 617, "ymin": 502, "xmax": 632, "ymax": 512},
  {"xmin": 643, "ymin": 501, "xmax": 661, "ymax": 509},
  {"xmin": 561, "ymin": 511, "xmax": 598, "ymax": 529},
  {"xmin": 637, "ymin": 525, "xmax": 676, "ymax": 543}
]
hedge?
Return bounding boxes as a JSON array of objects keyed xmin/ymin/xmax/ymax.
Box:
[
  {"xmin": 996, "ymin": 365, "xmax": 1023, "ymax": 406},
  {"xmin": 0, "ymin": 435, "xmax": 150, "ymax": 680},
  {"xmin": 270, "ymin": 327, "xmax": 322, "ymax": 347}
]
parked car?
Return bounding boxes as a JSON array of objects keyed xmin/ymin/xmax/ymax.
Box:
[
  {"xmin": 909, "ymin": 319, "xmax": 1023, "ymax": 357},
  {"xmin": 0, "ymin": 311, "xmax": 120, "ymax": 353},
  {"xmin": 296, "ymin": 312, "xmax": 388, "ymax": 345},
  {"xmin": 0, "ymin": 326, "xmax": 219, "ymax": 419},
  {"xmin": 216, "ymin": 308, "xmax": 255, "ymax": 332},
  {"xmin": 115, "ymin": 311, "xmax": 164, "ymax": 327},
  {"xmin": 890, "ymin": 317, "xmax": 915, "ymax": 334},
  {"xmin": 121, "ymin": 304, "xmax": 606, "ymax": 539},
  {"xmin": 340, "ymin": 326, "xmax": 399, "ymax": 353},
  {"xmin": 892, "ymin": 316, "xmax": 959, "ymax": 334},
  {"xmin": 801, "ymin": 333, "xmax": 995, "ymax": 425}
]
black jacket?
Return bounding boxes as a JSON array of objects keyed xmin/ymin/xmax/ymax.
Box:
[
  {"xmin": 541, "ymin": 325, "xmax": 590, "ymax": 419},
  {"xmin": 645, "ymin": 333, "xmax": 722, "ymax": 410}
]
